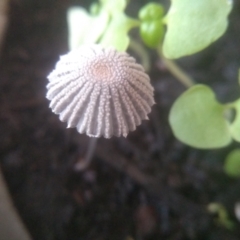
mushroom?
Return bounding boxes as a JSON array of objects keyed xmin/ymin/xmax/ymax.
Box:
[{"xmin": 46, "ymin": 44, "xmax": 154, "ymax": 138}]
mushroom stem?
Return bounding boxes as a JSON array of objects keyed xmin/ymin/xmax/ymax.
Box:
[{"xmin": 74, "ymin": 137, "xmax": 98, "ymax": 171}]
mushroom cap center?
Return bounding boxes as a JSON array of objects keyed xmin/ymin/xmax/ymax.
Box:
[{"xmin": 90, "ymin": 60, "xmax": 113, "ymax": 81}]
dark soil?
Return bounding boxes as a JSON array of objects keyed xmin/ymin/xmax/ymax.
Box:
[{"xmin": 1, "ymin": 0, "xmax": 240, "ymax": 239}]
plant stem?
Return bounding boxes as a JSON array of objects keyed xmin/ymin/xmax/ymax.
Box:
[
  {"xmin": 157, "ymin": 48, "xmax": 194, "ymax": 88},
  {"xmin": 129, "ymin": 41, "xmax": 194, "ymax": 88},
  {"xmin": 129, "ymin": 39, "xmax": 150, "ymax": 72}
]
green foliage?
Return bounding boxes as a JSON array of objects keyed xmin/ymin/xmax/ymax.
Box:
[
  {"xmin": 138, "ymin": 2, "xmax": 164, "ymax": 21},
  {"xmin": 224, "ymin": 149, "xmax": 240, "ymax": 178},
  {"xmin": 229, "ymin": 99, "xmax": 240, "ymax": 142},
  {"xmin": 99, "ymin": 0, "xmax": 139, "ymax": 51},
  {"xmin": 140, "ymin": 21, "xmax": 164, "ymax": 48},
  {"xmin": 68, "ymin": 0, "xmax": 233, "ymax": 55},
  {"xmin": 138, "ymin": 3, "xmax": 165, "ymax": 48},
  {"xmin": 162, "ymin": 0, "xmax": 233, "ymax": 59},
  {"xmin": 169, "ymin": 85, "xmax": 232, "ymax": 149},
  {"xmin": 67, "ymin": 6, "xmax": 109, "ymax": 50},
  {"xmin": 66, "ymin": 0, "xmax": 238, "ymax": 150},
  {"xmin": 208, "ymin": 203, "xmax": 235, "ymax": 230},
  {"xmin": 169, "ymin": 67, "xmax": 240, "ymax": 149},
  {"xmin": 67, "ymin": 0, "xmax": 139, "ymax": 51}
]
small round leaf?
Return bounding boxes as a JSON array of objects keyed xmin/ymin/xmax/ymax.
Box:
[
  {"xmin": 229, "ymin": 99, "xmax": 240, "ymax": 142},
  {"xmin": 139, "ymin": 3, "xmax": 164, "ymax": 21},
  {"xmin": 169, "ymin": 85, "xmax": 232, "ymax": 148},
  {"xmin": 224, "ymin": 149, "xmax": 240, "ymax": 178},
  {"xmin": 140, "ymin": 20, "xmax": 164, "ymax": 48}
]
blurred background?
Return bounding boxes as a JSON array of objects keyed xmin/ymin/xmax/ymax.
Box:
[{"xmin": 1, "ymin": 0, "xmax": 240, "ymax": 239}]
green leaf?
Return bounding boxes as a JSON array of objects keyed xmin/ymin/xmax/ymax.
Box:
[
  {"xmin": 139, "ymin": 3, "xmax": 165, "ymax": 48},
  {"xmin": 140, "ymin": 20, "xmax": 164, "ymax": 48},
  {"xmin": 224, "ymin": 149, "xmax": 240, "ymax": 178},
  {"xmin": 100, "ymin": 0, "xmax": 139, "ymax": 51},
  {"xmin": 229, "ymin": 99, "xmax": 240, "ymax": 142},
  {"xmin": 169, "ymin": 85, "xmax": 232, "ymax": 149},
  {"xmin": 67, "ymin": 6, "xmax": 109, "ymax": 50},
  {"xmin": 163, "ymin": 0, "xmax": 233, "ymax": 59},
  {"xmin": 139, "ymin": 2, "xmax": 164, "ymax": 21},
  {"xmin": 100, "ymin": 13, "xmax": 139, "ymax": 51},
  {"xmin": 100, "ymin": 0, "xmax": 126, "ymax": 14},
  {"xmin": 67, "ymin": 0, "xmax": 138, "ymax": 52}
]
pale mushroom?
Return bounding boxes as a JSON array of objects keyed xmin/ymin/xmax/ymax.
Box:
[{"xmin": 46, "ymin": 44, "xmax": 154, "ymax": 138}]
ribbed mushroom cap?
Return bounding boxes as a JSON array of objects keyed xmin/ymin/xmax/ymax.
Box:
[{"xmin": 46, "ymin": 44, "xmax": 154, "ymax": 138}]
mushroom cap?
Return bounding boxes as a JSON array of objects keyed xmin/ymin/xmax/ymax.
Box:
[{"xmin": 46, "ymin": 44, "xmax": 154, "ymax": 138}]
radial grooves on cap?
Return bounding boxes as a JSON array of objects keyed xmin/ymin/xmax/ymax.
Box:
[
  {"xmin": 59, "ymin": 81, "xmax": 91, "ymax": 123},
  {"xmin": 78, "ymin": 84, "xmax": 100, "ymax": 134},
  {"xmin": 109, "ymin": 93, "xmax": 120, "ymax": 137},
  {"xmin": 115, "ymin": 88, "xmax": 129, "ymax": 136},
  {"xmin": 50, "ymin": 78, "xmax": 86, "ymax": 113},
  {"xmin": 131, "ymin": 75, "xmax": 153, "ymax": 95},
  {"xmin": 50, "ymin": 62, "xmax": 78, "ymax": 75},
  {"xmin": 47, "ymin": 74, "xmax": 82, "ymax": 101},
  {"xmin": 109, "ymin": 87, "xmax": 121, "ymax": 136},
  {"xmin": 125, "ymin": 85, "xmax": 149, "ymax": 119},
  {"xmin": 96, "ymin": 87, "xmax": 106, "ymax": 137},
  {"xmin": 84, "ymin": 85, "xmax": 101, "ymax": 136},
  {"xmin": 109, "ymin": 86, "xmax": 125, "ymax": 136},
  {"xmin": 126, "ymin": 75, "xmax": 152, "ymax": 100},
  {"xmin": 48, "ymin": 69, "xmax": 80, "ymax": 87},
  {"xmin": 123, "ymin": 84, "xmax": 142, "ymax": 126},
  {"xmin": 127, "ymin": 79, "xmax": 154, "ymax": 106},
  {"xmin": 130, "ymin": 69, "xmax": 153, "ymax": 91},
  {"xmin": 46, "ymin": 44, "xmax": 154, "ymax": 138},
  {"xmin": 103, "ymin": 86, "xmax": 113, "ymax": 138},
  {"xmin": 128, "ymin": 61, "xmax": 145, "ymax": 71},
  {"xmin": 125, "ymin": 79, "xmax": 151, "ymax": 112},
  {"xmin": 118, "ymin": 87, "xmax": 136, "ymax": 131},
  {"xmin": 106, "ymin": 48, "xmax": 115, "ymax": 59},
  {"xmin": 47, "ymin": 74, "xmax": 81, "ymax": 100},
  {"xmin": 66, "ymin": 82, "xmax": 94, "ymax": 127}
]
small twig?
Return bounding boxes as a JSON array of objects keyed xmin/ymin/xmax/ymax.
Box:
[{"xmin": 157, "ymin": 48, "xmax": 194, "ymax": 88}]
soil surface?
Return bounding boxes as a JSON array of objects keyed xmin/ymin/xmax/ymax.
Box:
[{"xmin": 1, "ymin": 0, "xmax": 240, "ymax": 239}]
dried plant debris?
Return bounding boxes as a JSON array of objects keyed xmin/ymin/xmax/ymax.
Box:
[{"xmin": 46, "ymin": 44, "xmax": 154, "ymax": 138}]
